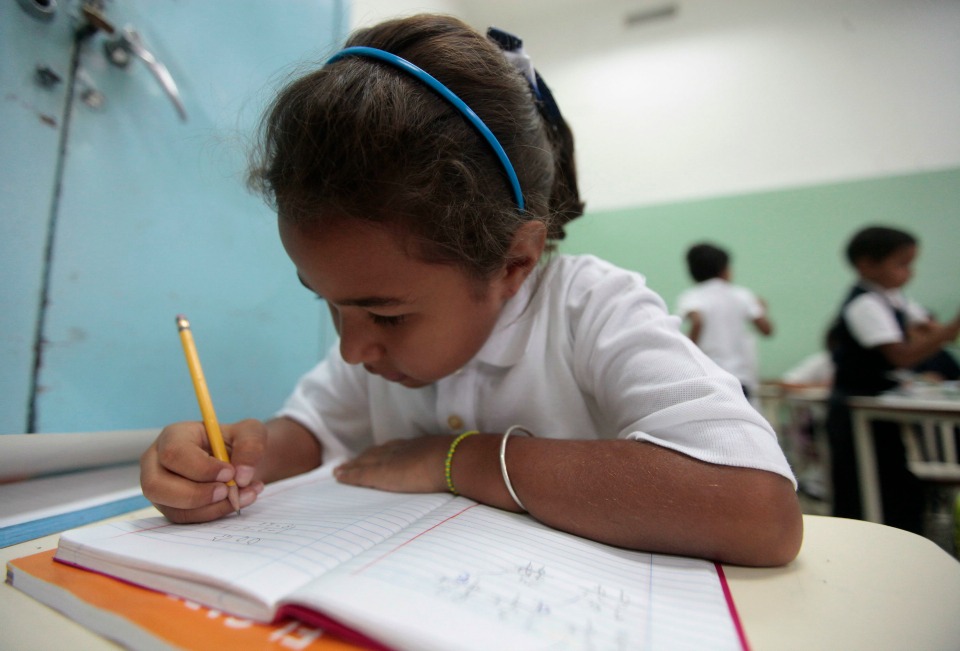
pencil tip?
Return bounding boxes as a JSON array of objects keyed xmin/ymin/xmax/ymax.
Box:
[
  {"xmin": 226, "ymin": 484, "xmax": 241, "ymax": 516},
  {"xmin": 175, "ymin": 314, "xmax": 190, "ymax": 330}
]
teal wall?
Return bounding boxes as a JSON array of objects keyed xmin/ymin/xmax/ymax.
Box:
[
  {"xmin": 559, "ymin": 167, "xmax": 960, "ymax": 378},
  {"xmin": 1, "ymin": 1, "xmax": 346, "ymax": 433}
]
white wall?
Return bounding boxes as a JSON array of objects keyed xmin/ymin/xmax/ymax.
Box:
[
  {"xmin": 349, "ymin": 0, "xmax": 463, "ymax": 30},
  {"xmin": 350, "ymin": 0, "xmax": 960, "ymax": 211}
]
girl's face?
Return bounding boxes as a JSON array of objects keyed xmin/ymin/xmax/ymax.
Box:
[
  {"xmin": 859, "ymin": 244, "xmax": 917, "ymax": 290},
  {"xmin": 279, "ymin": 218, "xmax": 534, "ymax": 389}
]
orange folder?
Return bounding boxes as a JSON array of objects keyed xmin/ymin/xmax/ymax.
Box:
[{"xmin": 8, "ymin": 550, "xmax": 364, "ymax": 650}]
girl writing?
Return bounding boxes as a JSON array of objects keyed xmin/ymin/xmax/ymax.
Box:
[{"xmin": 140, "ymin": 14, "xmax": 802, "ymax": 567}]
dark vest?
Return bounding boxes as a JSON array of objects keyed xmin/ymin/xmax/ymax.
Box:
[{"xmin": 829, "ymin": 284, "xmax": 906, "ymax": 397}]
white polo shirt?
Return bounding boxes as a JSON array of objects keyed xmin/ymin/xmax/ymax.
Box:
[
  {"xmin": 675, "ymin": 278, "xmax": 765, "ymax": 393},
  {"xmin": 844, "ymin": 282, "xmax": 929, "ymax": 348},
  {"xmin": 279, "ymin": 254, "xmax": 794, "ymax": 484}
]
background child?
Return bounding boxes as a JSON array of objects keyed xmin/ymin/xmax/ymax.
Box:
[
  {"xmin": 676, "ymin": 243, "xmax": 774, "ymax": 401},
  {"xmin": 826, "ymin": 225, "xmax": 960, "ymax": 532},
  {"xmin": 140, "ymin": 15, "xmax": 801, "ymax": 567}
]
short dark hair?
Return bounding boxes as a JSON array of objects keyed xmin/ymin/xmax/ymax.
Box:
[
  {"xmin": 845, "ymin": 226, "xmax": 917, "ymax": 265},
  {"xmin": 686, "ymin": 243, "xmax": 729, "ymax": 282}
]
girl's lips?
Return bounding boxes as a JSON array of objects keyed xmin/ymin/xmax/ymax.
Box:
[{"xmin": 364, "ymin": 364, "xmax": 407, "ymax": 383}]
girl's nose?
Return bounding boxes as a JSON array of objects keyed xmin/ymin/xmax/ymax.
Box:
[{"xmin": 337, "ymin": 314, "xmax": 384, "ymax": 365}]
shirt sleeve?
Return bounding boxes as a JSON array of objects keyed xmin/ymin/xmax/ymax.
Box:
[
  {"xmin": 674, "ymin": 288, "xmax": 698, "ymax": 318},
  {"xmin": 275, "ymin": 344, "xmax": 373, "ymax": 464},
  {"xmin": 567, "ymin": 262, "xmax": 795, "ymax": 485},
  {"xmin": 845, "ymin": 293, "xmax": 904, "ymax": 347},
  {"xmin": 904, "ymin": 298, "xmax": 930, "ymax": 325},
  {"xmin": 738, "ymin": 287, "xmax": 765, "ymax": 320}
]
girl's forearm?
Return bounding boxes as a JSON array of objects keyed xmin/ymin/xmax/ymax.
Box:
[{"xmin": 451, "ymin": 435, "xmax": 803, "ymax": 567}]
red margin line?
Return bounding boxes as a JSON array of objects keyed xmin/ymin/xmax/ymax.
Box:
[
  {"xmin": 351, "ymin": 503, "xmax": 480, "ymax": 575},
  {"xmin": 715, "ymin": 562, "xmax": 751, "ymax": 651}
]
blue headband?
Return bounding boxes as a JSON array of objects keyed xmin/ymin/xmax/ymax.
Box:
[{"xmin": 325, "ymin": 46, "xmax": 525, "ymax": 211}]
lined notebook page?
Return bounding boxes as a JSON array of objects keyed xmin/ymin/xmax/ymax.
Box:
[
  {"xmin": 56, "ymin": 469, "xmax": 454, "ymax": 619},
  {"xmin": 57, "ymin": 467, "xmax": 744, "ymax": 650},
  {"xmin": 289, "ymin": 500, "xmax": 744, "ymax": 651}
]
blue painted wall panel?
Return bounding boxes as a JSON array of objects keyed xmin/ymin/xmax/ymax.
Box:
[
  {"xmin": 5, "ymin": 1, "xmax": 346, "ymax": 432},
  {"xmin": 0, "ymin": 3, "xmax": 74, "ymax": 433}
]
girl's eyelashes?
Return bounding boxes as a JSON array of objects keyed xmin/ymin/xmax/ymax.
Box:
[{"xmin": 371, "ymin": 313, "xmax": 406, "ymax": 327}]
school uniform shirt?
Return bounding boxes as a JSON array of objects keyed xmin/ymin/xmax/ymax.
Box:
[
  {"xmin": 842, "ymin": 282, "xmax": 928, "ymax": 349},
  {"xmin": 279, "ymin": 254, "xmax": 795, "ymax": 485},
  {"xmin": 831, "ymin": 281, "xmax": 929, "ymax": 396},
  {"xmin": 674, "ymin": 278, "xmax": 765, "ymax": 394}
]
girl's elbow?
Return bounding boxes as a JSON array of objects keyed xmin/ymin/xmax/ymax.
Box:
[
  {"xmin": 760, "ymin": 509, "xmax": 803, "ymax": 566},
  {"xmin": 744, "ymin": 484, "xmax": 804, "ymax": 567},
  {"xmin": 718, "ymin": 477, "xmax": 804, "ymax": 567}
]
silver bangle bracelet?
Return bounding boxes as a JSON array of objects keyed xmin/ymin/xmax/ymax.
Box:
[{"xmin": 499, "ymin": 425, "xmax": 534, "ymax": 512}]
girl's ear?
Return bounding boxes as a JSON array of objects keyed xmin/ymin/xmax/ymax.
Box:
[{"xmin": 498, "ymin": 220, "xmax": 547, "ymax": 298}]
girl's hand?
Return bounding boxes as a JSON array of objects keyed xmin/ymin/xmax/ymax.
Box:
[
  {"xmin": 140, "ymin": 419, "xmax": 267, "ymax": 523},
  {"xmin": 334, "ymin": 436, "xmax": 452, "ymax": 493}
]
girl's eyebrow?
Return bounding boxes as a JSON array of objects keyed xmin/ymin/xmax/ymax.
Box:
[
  {"xmin": 296, "ymin": 273, "xmax": 408, "ymax": 308},
  {"xmin": 340, "ymin": 297, "xmax": 407, "ymax": 308}
]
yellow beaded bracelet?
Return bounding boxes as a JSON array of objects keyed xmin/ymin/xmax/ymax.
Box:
[{"xmin": 444, "ymin": 430, "xmax": 479, "ymax": 495}]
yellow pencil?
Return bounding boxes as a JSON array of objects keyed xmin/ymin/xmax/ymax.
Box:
[{"xmin": 175, "ymin": 314, "xmax": 240, "ymax": 515}]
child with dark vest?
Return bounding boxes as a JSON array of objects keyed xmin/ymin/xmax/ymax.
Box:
[{"xmin": 826, "ymin": 225, "xmax": 960, "ymax": 532}]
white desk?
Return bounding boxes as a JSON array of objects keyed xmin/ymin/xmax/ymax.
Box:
[
  {"xmin": 3, "ymin": 512, "xmax": 959, "ymax": 651},
  {"xmin": 848, "ymin": 395, "xmax": 960, "ymax": 523}
]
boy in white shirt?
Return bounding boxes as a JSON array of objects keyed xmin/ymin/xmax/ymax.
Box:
[{"xmin": 676, "ymin": 243, "xmax": 773, "ymax": 401}]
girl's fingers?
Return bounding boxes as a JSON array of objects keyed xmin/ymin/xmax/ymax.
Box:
[
  {"xmin": 143, "ymin": 445, "xmax": 265, "ymax": 523},
  {"xmin": 141, "ymin": 443, "xmax": 228, "ymax": 508},
  {"xmin": 141, "ymin": 420, "xmax": 268, "ymax": 523},
  {"xmin": 334, "ymin": 436, "xmax": 450, "ymax": 493},
  {"xmin": 221, "ymin": 419, "xmax": 268, "ymax": 485},
  {"xmin": 154, "ymin": 421, "xmax": 234, "ymax": 483},
  {"xmin": 156, "ymin": 484, "xmax": 263, "ymax": 524}
]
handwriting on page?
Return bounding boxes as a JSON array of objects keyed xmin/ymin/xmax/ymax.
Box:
[
  {"xmin": 211, "ymin": 534, "xmax": 261, "ymax": 545},
  {"xmin": 438, "ymin": 563, "xmax": 633, "ymax": 621},
  {"xmin": 348, "ymin": 505, "xmax": 740, "ymax": 651},
  {"xmin": 100, "ymin": 476, "xmax": 457, "ymax": 607},
  {"xmin": 217, "ymin": 522, "xmax": 295, "ymax": 534},
  {"xmin": 432, "ymin": 558, "xmax": 642, "ymax": 649}
]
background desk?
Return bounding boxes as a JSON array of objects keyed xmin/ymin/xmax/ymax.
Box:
[
  {"xmin": 758, "ymin": 383, "xmax": 830, "ymax": 501},
  {"xmin": 3, "ymin": 512, "xmax": 960, "ymax": 650},
  {"xmin": 848, "ymin": 395, "xmax": 960, "ymax": 523}
]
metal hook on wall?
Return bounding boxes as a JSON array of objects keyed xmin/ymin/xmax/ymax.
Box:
[{"xmin": 103, "ymin": 27, "xmax": 187, "ymax": 122}]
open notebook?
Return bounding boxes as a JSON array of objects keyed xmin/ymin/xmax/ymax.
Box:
[{"xmin": 49, "ymin": 467, "xmax": 747, "ymax": 651}]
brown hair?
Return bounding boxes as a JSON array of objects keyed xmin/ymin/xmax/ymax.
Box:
[{"xmin": 248, "ymin": 14, "xmax": 584, "ymax": 281}]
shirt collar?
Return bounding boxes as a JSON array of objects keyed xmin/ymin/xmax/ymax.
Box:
[
  {"xmin": 469, "ymin": 265, "xmax": 542, "ymax": 368},
  {"xmin": 858, "ymin": 280, "xmax": 908, "ymax": 309}
]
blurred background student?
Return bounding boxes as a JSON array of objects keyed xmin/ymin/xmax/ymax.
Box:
[
  {"xmin": 676, "ymin": 243, "xmax": 774, "ymax": 403},
  {"xmin": 826, "ymin": 225, "xmax": 960, "ymax": 533}
]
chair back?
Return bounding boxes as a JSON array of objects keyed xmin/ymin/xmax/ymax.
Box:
[{"xmin": 901, "ymin": 417, "xmax": 960, "ymax": 482}]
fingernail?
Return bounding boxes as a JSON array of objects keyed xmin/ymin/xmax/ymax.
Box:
[
  {"xmin": 252, "ymin": 481, "xmax": 265, "ymax": 494},
  {"xmin": 212, "ymin": 485, "xmax": 228, "ymax": 502},
  {"xmin": 235, "ymin": 465, "xmax": 255, "ymax": 487},
  {"xmin": 239, "ymin": 489, "xmax": 257, "ymax": 507},
  {"xmin": 215, "ymin": 467, "xmax": 232, "ymax": 483}
]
